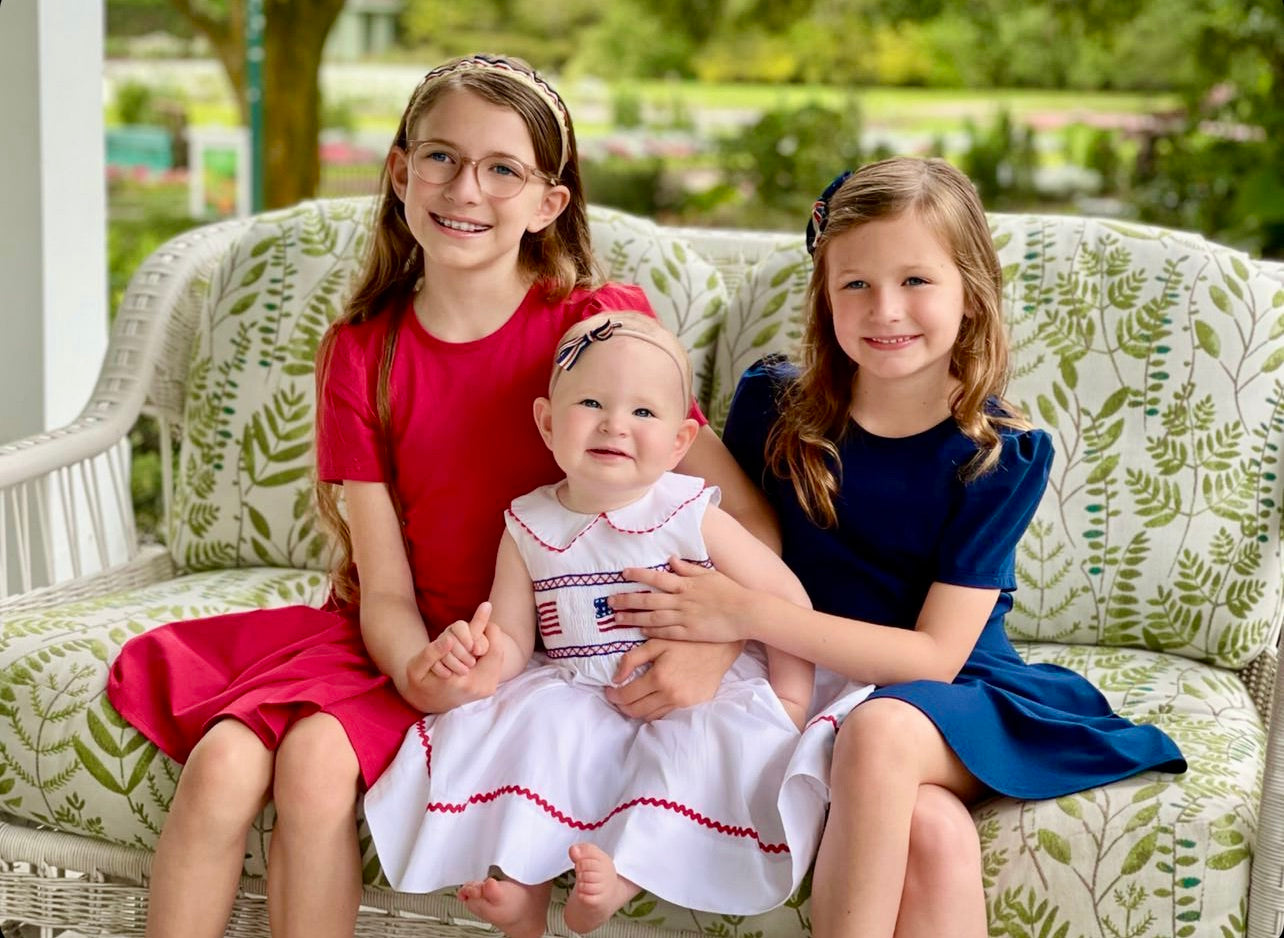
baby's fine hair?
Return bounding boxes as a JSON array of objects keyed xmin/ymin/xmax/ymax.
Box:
[
  {"xmin": 316, "ymin": 54, "xmax": 596, "ymax": 606},
  {"xmin": 770, "ymin": 157, "xmax": 1031, "ymax": 528},
  {"xmin": 550, "ymin": 312, "xmax": 693, "ymax": 413}
]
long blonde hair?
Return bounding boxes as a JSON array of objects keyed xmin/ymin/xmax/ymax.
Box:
[
  {"xmin": 768, "ymin": 157, "xmax": 1030, "ymax": 528},
  {"xmin": 315, "ymin": 54, "xmax": 596, "ymax": 605}
]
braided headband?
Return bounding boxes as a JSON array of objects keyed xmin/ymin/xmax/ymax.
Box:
[
  {"xmin": 419, "ymin": 54, "xmax": 571, "ymax": 174},
  {"xmin": 805, "ymin": 169, "xmax": 854, "ymax": 256},
  {"xmin": 550, "ymin": 319, "xmax": 691, "ymax": 407}
]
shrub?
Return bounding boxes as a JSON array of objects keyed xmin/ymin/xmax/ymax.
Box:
[{"xmin": 714, "ymin": 101, "xmax": 867, "ymax": 228}]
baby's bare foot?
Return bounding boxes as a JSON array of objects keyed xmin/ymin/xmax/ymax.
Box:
[
  {"xmin": 458, "ymin": 877, "xmax": 551, "ymax": 938},
  {"xmin": 562, "ymin": 844, "xmax": 641, "ymax": 935}
]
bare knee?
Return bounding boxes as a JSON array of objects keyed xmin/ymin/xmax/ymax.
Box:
[
  {"xmin": 832, "ymin": 699, "xmax": 934, "ymax": 786},
  {"xmin": 176, "ymin": 720, "xmax": 272, "ymax": 827},
  {"xmin": 904, "ymin": 785, "xmax": 981, "ymax": 890},
  {"xmin": 273, "ymin": 713, "xmax": 360, "ymax": 826}
]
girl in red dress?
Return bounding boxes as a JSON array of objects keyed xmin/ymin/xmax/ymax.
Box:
[{"xmin": 107, "ymin": 54, "xmax": 771, "ymax": 938}]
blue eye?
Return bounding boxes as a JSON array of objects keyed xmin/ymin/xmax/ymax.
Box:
[
  {"xmin": 843, "ymin": 280, "xmax": 867, "ymax": 290},
  {"xmin": 633, "ymin": 407, "xmax": 656, "ymax": 419},
  {"xmin": 425, "ymin": 149, "xmax": 456, "ymax": 164},
  {"xmin": 487, "ymin": 161, "xmax": 521, "ymax": 178},
  {"xmin": 905, "ymin": 276, "xmax": 927, "ymax": 286},
  {"xmin": 578, "ymin": 399, "xmax": 601, "ymax": 409}
]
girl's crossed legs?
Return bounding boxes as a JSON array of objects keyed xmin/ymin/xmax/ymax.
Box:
[
  {"xmin": 812, "ymin": 697, "xmax": 988, "ymax": 938},
  {"xmin": 459, "ymin": 843, "xmax": 641, "ymax": 938},
  {"xmin": 144, "ymin": 712, "xmax": 363, "ymax": 938}
]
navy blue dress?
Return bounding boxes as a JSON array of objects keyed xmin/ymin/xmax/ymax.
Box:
[{"xmin": 724, "ymin": 360, "xmax": 1185, "ymax": 800}]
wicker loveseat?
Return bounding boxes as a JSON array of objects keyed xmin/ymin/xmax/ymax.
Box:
[{"xmin": 2, "ymin": 196, "xmax": 1284, "ymax": 938}]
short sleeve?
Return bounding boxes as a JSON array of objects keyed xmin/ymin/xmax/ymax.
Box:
[
  {"xmin": 935, "ymin": 428, "xmax": 1053, "ymax": 590},
  {"xmin": 722, "ymin": 358, "xmax": 791, "ymax": 490},
  {"xmin": 315, "ymin": 325, "xmax": 384, "ymax": 483},
  {"xmin": 584, "ymin": 281, "xmax": 654, "ymax": 318},
  {"xmin": 588, "ymin": 281, "xmax": 708, "ymax": 426}
]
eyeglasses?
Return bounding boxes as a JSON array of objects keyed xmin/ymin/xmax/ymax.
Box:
[{"xmin": 404, "ymin": 140, "xmax": 558, "ymax": 199}]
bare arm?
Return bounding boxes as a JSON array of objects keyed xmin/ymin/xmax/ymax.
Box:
[
  {"xmin": 700, "ymin": 505, "xmax": 813, "ymax": 728},
  {"xmin": 401, "ymin": 532, "xmax": 539, "ymax": 711},
  {"xmin": 344, "ymin": 481, "xmax": 432, "ymax": 694},
  {"xmin": 613, "ymin": 561, "xmax": 996, "ymax": 688},
  {"xmin": 483, "ymin": 531, "xmax": 538, "ymax": 683},
  {"xmin": 346, "ymin": 481, "xmax": 524, "ymax": 713}
]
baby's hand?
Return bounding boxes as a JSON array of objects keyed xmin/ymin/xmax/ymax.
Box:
[{"xmin": 408, "ymin": 602, "xmax": 492, "ymax": 687}]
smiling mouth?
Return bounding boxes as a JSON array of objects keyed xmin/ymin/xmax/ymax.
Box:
[
  {"xmin": 431, "ymin": 213, "xmax": 490, "ymax": 233},
  {"xmin": 865, "ymin": 335, "xmax": 918, "ymax": 347}
]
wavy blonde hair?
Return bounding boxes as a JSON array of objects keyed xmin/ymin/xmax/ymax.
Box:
[
  {"xmin": 315, "ymin": 55, "xmax": 596, "ymax": 605},
  {"xmin": 768, "ymin": 157, "xmax": 1030, "ymax": 528}
]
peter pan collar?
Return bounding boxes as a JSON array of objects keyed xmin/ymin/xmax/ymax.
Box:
[{"xmin": 507, "ymin": 471, "xmax": 714, "ymax": 552}]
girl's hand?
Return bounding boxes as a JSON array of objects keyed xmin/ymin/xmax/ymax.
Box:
[
  {"xmin": 609, "ymin": 558, "xmax": 751, "ymax": 644},
  {"xmin": 603, "ymin": 637, "xmax": 742, "ymax": 721}
]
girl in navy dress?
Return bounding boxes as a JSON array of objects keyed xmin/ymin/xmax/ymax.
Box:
[{"xmin": 610, "ymin": 157, "xmax": 1186, "ymax": 938}]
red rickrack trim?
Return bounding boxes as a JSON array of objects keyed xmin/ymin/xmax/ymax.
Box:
[
  {"xmin": 806, "ymin": 713, "xmax": 841, "ymax": 732},
  {"xmin": 416, "ymin": 719, "xmax": 433, "ymax": 775},
  {"xmin": 425, "ymin": 785, "xmax": 789, "ymax": 855}
]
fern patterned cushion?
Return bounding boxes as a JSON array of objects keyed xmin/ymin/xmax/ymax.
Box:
[
  {"xmin": 589, "ymin": 207, "xmax": 730, "ymax": 413},
  {"xmin": 168, "ymin": 199, "xmax": 372, "ymax": 573},
  {"xmin": 993, "ymin": 215, "xmax": 1284, "ymax": 667},
  {"xmin": 0, "ymin": 568, "xmax": 327, "ymax": 848},
  {"xmin": 708, "ymin": 240, "xmax": 810, "ymax": 433}
]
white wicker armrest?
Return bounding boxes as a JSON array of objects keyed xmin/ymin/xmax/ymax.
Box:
[
  {"xmin": 0, "ymin": 217, "xmax": 249, "ymax": 600},
  {"xmin": 1249, "ymin": 640, "xmax": 1284, "ymax": 938}
]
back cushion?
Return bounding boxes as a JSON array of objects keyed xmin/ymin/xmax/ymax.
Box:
[
  {"xmin": 994, "ymin": 214, "xmax": 1284, "ymax": 668},
  {"xmin": 588, "ymin": 207, "xmax": 729, "ymax": 412},
  {"xmin": 169, "ymin": 198, "xmax": 371, "ymax": 572}
]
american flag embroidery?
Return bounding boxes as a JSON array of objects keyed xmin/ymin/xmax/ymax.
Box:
[
  {"xmin": 537, "ymin": 600, "xmax": 561, "ymax": 637},
  {"xmin": 594, "ymin": 595, "xmax": 628, "ymax": 632}
]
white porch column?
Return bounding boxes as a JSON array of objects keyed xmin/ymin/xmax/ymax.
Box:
[
  {"xmin": 0, "ymin": 0, "xmax": 108, "ymax": 442},
  {"xmin": 0, "ymin": 0, "xmax": 110, "ymax": 590}
]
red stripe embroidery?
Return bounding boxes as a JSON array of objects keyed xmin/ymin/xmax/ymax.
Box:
[
  {"xmin": 425, "ymin": 784, "xmax": 789, "ymax": 854},
  {"xmin": 537, "ymin": 600, "xmax": 561, "ymax": 637},
  {"xmin": 531, "ymin": 560, "xmax": 712, "ymax": 593}
]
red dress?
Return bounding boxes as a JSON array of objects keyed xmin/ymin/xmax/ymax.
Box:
[{"xmin": 106, "ymin": 282, "xmax": 680, "ymax": 787}]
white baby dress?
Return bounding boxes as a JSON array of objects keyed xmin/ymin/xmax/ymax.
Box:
[{"xmin": 364, "ymin": 471, "xmax": 870, "ymax": 914}]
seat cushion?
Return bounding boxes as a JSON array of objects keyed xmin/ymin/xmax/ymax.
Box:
[{"xmin": 0, "ymin": 568, "xmax": 327, "ymax": 855}]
